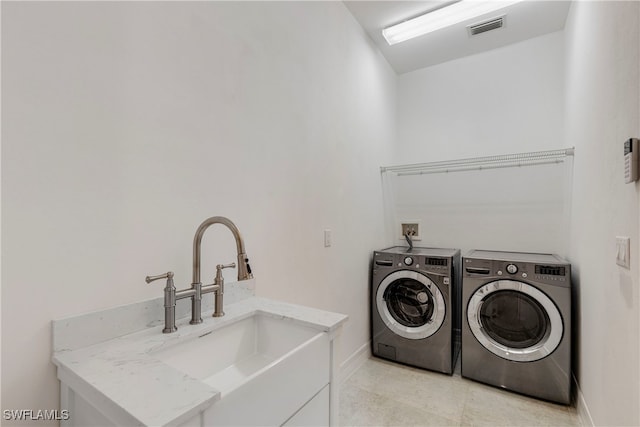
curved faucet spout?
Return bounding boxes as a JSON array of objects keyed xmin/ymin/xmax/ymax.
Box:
[{"xmin": 192, "ymin": 216, "xmax": 253, "ymax": 284}]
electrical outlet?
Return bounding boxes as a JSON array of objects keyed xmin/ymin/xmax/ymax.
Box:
[{"xmin": 400, "ymin": 221, "xmax": 421, "ymax": 241}]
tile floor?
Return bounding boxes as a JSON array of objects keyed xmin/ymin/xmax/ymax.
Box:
[{"xmin": 339, "ymin": 357, "xmax": 580, "ymax": 427}]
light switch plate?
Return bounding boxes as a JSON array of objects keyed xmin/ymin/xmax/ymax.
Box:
[
  {"xmin": 324, "ymin": 229, "xmax": 332, "ymax": 247},
  {"xmin": 616, "ymin": 236, "xmax": 630, "ymax": 269}
]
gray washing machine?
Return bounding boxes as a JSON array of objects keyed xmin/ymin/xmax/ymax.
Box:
[
  {"xmin": 462, "ymin": 250, "xmax": 571, "ymax": 404},
  {"xmin": 371, "ymin": 246, "xmax": 461, "ymax": 374}
]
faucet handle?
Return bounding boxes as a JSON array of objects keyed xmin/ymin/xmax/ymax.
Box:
[
  {"xmin": 145, "ymin": 272, "xmax": 178, "ymax": 334},
  {"xmin": 214, "ymin": 263, "xmax": 235, "ymax": 283},
  {"xmin": 146, "ymin": 271, "xmax": 174, "ymax": 284}
]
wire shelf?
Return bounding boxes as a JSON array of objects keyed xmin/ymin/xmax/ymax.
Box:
[{"xmin": 380, "ymin": 148, "xmax": 574, "ymax": 176}]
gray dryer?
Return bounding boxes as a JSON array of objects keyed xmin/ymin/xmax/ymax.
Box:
[{"xmin": 462, "ymin": 250, "xmax": 572, "ymax": 404}]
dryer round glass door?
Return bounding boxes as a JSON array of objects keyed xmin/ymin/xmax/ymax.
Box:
[
  {"xmin": 376, "ymin": 270, "xmax": 446, "ymax": 340},
  {"xmin": 467, "ymin": 280, "xmax": 563, "ymax": 362}
]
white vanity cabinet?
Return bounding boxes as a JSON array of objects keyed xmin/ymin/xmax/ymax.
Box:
[
  {"xmin": 282, "ymin": 386, "xmax": 331, "ymax": 427},
  {"xmin": 59, "ymin": 383, "xmax": 120, "ymax": 427},
  {"xmin": 53, "ymin": 295, "xmax": 347, "ymax": 427}
]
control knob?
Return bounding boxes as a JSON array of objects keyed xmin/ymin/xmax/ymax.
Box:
[
  {"xmin": 506, "ymin": 264, "xmax": 518, "ymax": 274},
  {"xmin": 404, "ymin": 257, "xmax": 414, "ymax": 266}
]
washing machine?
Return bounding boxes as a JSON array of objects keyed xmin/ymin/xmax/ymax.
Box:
[
  {"xmin": 371, "ymin": 246, "xmax": 461, "ymax": 374},
  {"xmin": 461, "ymin": 250, "xmax": 571, "ymax": 404}
]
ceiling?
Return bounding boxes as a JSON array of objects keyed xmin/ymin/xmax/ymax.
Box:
[{"xmin": 343, "ymin": 1, "xmax": 572, "ymax": 74}]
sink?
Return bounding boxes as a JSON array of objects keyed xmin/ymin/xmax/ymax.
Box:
[
  {"xmin": 154, "ymin": 313, "xmax": 321, "ymax": 393},
  {"xmin": 153, "ymin": 313, "xmax": 331, "ymax": 426}
]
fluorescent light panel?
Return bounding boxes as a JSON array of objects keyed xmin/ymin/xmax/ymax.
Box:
[{"xmin": 382, "ymin": 0, "xmax": 524, "ymax": 45}]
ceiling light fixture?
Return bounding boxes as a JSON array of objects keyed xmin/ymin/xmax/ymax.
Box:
[{"xmin": 382, "ymin": 0, "xmax": 524, "ymax": 46}]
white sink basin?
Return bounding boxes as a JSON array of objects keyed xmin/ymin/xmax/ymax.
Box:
[
  {"xmin": 153, "ymin": 313, "xmax": 331, "ymax": 426},
  {"xmin": 154, "ymin": 313, "xmax": 318, "ymax": 393}
]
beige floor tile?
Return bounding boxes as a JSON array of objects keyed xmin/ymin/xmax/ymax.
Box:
[
  {"xmin": 340, "ymin": 357, "xmax": 580, "ymax": 427},
  {"xmin": 347, "ymin": 358, "xmax": 469, "ymax": 423},
  {"xmin": 460, "ymin": 381, "xmax": 576, "ymax": 426},
  {"xmin": 339, "ymin": 382, "xmax": 460, "ymax": 427},
  {"xmin": 340, "ymin": 383, "xmax": 390, "ymax": 426}
]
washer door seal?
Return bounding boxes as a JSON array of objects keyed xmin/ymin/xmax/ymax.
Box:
[
  {"xmin": 467, "ymin": 280, "xmax": 563, "ymax": 362},
  {"xmin": 376, "ymin": 270, "xmax": 446, "ymax": 340}
]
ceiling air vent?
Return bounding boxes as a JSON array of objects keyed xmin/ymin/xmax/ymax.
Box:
[{"xmin": 467, "ymin": 15, "xmax": 505, "ymax": 36}]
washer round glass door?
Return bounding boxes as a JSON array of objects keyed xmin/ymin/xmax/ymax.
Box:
[
  {"xmin": 376, "ymin": 270, "xmax": 445, "ymax": 340},
  {"xmin": 467, "ymin": 280, "xmax": 563, "ymax": 362}
]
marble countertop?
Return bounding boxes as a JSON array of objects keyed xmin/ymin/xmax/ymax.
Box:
[{"xmin": 52, "ymin": 297, "xmax": 348, "ymax": 427}]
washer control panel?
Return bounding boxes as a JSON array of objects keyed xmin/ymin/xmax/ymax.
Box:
[{"xmin": 372, "ymin": 250, "xmax": 455, "ymax": 275}]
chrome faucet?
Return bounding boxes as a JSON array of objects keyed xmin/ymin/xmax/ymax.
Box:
[
  {"xmin": 146, "ymin": 216, "xmax": 253, "ymax": 333},
  {"xmin": 190, "ymin": 216, "xmax": 253, "ymax": 324}
]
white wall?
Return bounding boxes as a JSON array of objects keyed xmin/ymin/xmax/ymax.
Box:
[
  {"xmin": 387, "ymin": 162, "xmax": 570, "ymax": 255},
  {"xmin": 394, "ymin": 31, "xmax": 568, "ymax": 255},
  {"xmin": 1, "ymin": 2, "xmax": 396, "ymax": 420},
  {"xmin": 564, "ymin": 2, "xmax": 640, "ymax": 425},
  {"xmin": 396, "ymin": 31, "xmax": 565, "ymax": 164}
]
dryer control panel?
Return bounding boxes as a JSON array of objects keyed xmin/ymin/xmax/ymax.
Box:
[
  {"xmin": 464, "ymin": 257, "xmax": 570, "ymax": 287},
  {"xmin": 533, "ymin": 264, "xmax": 569, "ymax": 284}
]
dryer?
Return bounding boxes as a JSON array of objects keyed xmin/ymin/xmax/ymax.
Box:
[
  {"xmin": 371, "ymin": 246, "xmax": 460, "ymax": 374},
  {"xmin": 462, "ymin": 250, "xmax": 571, "ymax": 404}
]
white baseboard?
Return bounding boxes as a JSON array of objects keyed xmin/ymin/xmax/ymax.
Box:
[
  {"xmin": 573, "ymin": 374, "xmax": 594, "ymax": 426},
  {"xmin": 339, "ymin": 341, "xmax": 371, "ymax": 384}
]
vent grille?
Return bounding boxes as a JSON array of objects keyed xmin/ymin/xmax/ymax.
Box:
[{"xmin": 467, "ymin": 16, "xmax": 504, "ymax": 36}]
